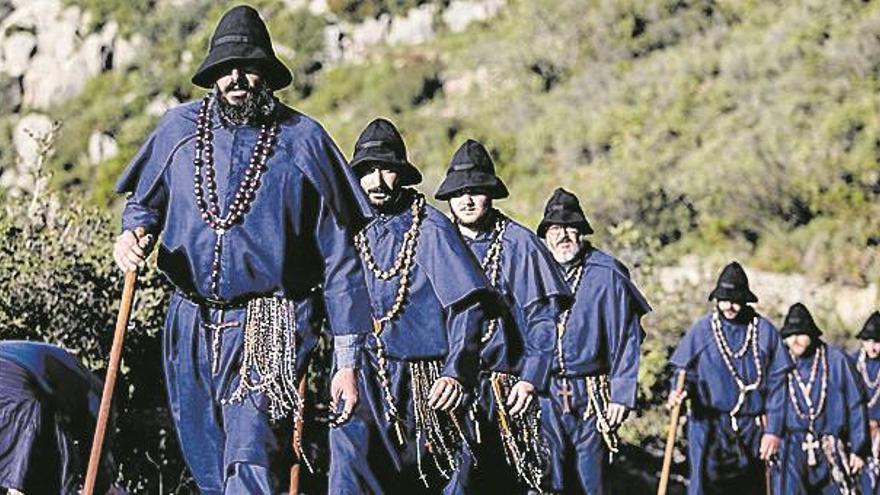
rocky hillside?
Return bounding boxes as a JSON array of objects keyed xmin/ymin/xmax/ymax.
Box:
[{"xmin": 1, "ymin": 2, "xmax": 877, "ymax": 491}]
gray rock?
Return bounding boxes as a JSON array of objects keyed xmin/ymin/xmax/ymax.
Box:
[
  {"xmin": 443, "ymin": 0, "xmax": 506, "ymax": 33},
  {"xmin": 1, "ymin": 31, "xmax": 36, "ymax": 77},
  {"xmin": 146, "ymin": 95, "xmax": 179, "ymax": 117},
  {"xmin": 388, "ymin": 3, "xmax": 436, "ymax": 46},
  {"xmin": 88, "ymin": 130, "xmax": 118, "ymax": 165}
]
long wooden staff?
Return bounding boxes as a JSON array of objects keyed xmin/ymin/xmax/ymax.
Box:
[
  {"xmin": 761, "ymin": 415, "xmax": 772, "ymax": 495},
  {"xmin": 658, "ymin": 370, "xmax": 687, "ymax": 495},
  {"xmin": 83, "ymin": 267, "xmax": 138, "ymax": 495},
  {"xmin": 288, "ymin": 373, "xmax": 308, "ymax": 495}
]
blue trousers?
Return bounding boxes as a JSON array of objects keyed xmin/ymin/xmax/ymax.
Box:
[
  {"xmin": 328, "ymin": 351, "xmax": 469, "ymax": 494},
  {"xmin": 774, "ymin": 431, "xmax": 842, "ymax": 494},
  {"xmin": 539, "ymin": 376, "xmax": 608, "ymax": 495},
  {"xmin": 685, "ymin": 414, "xmax": 766, "ymax": 495},
  {"xmin": 162, "ymin": 293, "xmax": 318, "ymax": 494},
  {"xmin": 862, "ymin": 459, "xmax": 880, "ymax": 495},
  {"xmin": 458, "ymin": 374, "xmax": 540, "ymax": 494}
]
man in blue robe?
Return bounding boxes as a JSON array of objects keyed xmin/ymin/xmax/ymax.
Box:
[
  {"xmin": 112, "ymin": 6, "xmax": 373, "ymax": 493},
  {"xmin": 328, "ymin": 119, "xmax": 491, "ymax": 494},
  {"xmin": 667, "ymin": 261, "xmax": 791, "ymax": 494},
  {"xmin": 435, "ymin": 140, "xmax": 571, "ymax": 492},
  {"xmin": 774, "ymin": 303, "xmax": 867, "ymax": 494},
  {"xmin": 537, "ymin": 188, "xmax": 651, "ymax": 494},
  {"xmin": 0, "ymin": 341, "xmax": 117, "ymax": 495},
  {"xmin": 854, "ymin": 311, "xmax": 880, "ymax": 493}
]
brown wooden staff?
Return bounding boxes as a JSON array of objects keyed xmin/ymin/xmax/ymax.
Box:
[
  {"xmin": 83, "ymin": 268, "xmax": 138, "ymax": 495},
  {"xmin": 288, "ymin": 374, "xmax": 308, "ymax": 495},
  {"xmin": 658, "ymin": 370, "xmax": 687, "ymax": 495}
]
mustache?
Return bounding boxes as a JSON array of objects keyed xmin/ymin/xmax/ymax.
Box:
[
  {"xmin": 222, "ymin": 80, "xmax": 253, "ymax": 92},
  {"xmin": 367, "ymin": 185, "xmax": 391, "ymax": 195}
]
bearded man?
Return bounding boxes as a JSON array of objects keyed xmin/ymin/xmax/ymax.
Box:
[
  {"xmin": 435, "ymin": 139, "xmax": 570, "ymax": 492},
  {"xmin": 774, "ymin": 303, "xmax": 867, "ymax": 494},
  {"xmin": 113, "ymin": 6, "xmax": 372, "ymax": 493},
  {"xmin": 855, "ymin": 311, "xmax": 880, "ymax": 493},
  {"xmin": 328, "ymin": 119, "xmax": 492, "ymax": 494},
  {"xmin": 536, "ymin": 188, "xmax": 650, "ymax": 494},
  {"xmin": 667, "ymin": 261, "xmax": 791, "ymax": 494}
]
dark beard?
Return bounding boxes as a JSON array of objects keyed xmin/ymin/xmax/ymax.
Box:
[{"xmin": 213, "ymin": 83, "xmax": 276, "ymax": 126}]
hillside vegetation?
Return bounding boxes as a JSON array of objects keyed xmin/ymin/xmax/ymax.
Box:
[{"xmin": 1, "ymin": 0, "xmax": 878, "ymax": 491}]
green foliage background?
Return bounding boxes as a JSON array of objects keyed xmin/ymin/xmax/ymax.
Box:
[{"xmin": 1, "ymin": 0, "xmax": 878, "ymax": 492}]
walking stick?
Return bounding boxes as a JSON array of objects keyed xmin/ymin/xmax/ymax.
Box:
[
  {"xmin": 761, "ymin": 415, "xmax": 772, "ymax": 495},
  {"xmin": 658, "ymin": 370, "xmax": 687, "ymax": 495},
  {"xmin": 289, "ymin": 373, "xmax": 308, "ymax": 495},
  {"xmin": 83, "ymin": 267, "xmax": 138, "ymax": 495}
]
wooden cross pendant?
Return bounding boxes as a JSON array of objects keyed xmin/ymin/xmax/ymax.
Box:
[{"xmin": 558, "ymin": 379, "xmax": 574, "ymax": 414}]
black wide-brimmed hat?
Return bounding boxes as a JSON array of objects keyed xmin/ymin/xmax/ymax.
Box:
[
  {"xmin": 349, "ymin": 118, "xmax": 422, "ymax": 186},
  {"xmin": 434, "ymin": 139, "xmax": 509, "ymax": 201},
  {"xmin": 192, "ymin": 5, "xmax": 292, "ymax": 90},
  {"xmin": 780, "ymin": 302, "xmax": 822, "ymax": 338},
  {"xmin": 708, "ymin": 261, "xmax": 758, "ymax": 303},
  {"xmin": 537, "ymin": 188, "xmax": 594, "ymax": 238},
  {"xmin": 857, "ymin": 311, "xmax": 880, "ymax": 340}
]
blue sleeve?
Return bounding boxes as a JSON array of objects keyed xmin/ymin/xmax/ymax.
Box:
[
  {"xmin": 117, "ymin": 126, "xmax": 169, "ymax": 234},
  {"xmin": 441, "ymin": 297, "xmax": 485, "ymax": 388},
  {"xmin": 310, "ymin": 138, "xmax": 373, "ymax": 338},
  {"xmin": 604, "ymin": 272, "xmax": 647, "ymax": 408},
  {"xmin": 518, "ymin": 296, "xmax": 563, "ymax": 391},
  {"xmin": 763, "ymin": 324, "xmax": 792, "ymax": 435},
  {"xmin": 669, "ymin": 321, "xmax": 702, "ymax": 396},
  {"xmin": 843, "ymin": 354, "xmax": 870, "ymax": 456}
]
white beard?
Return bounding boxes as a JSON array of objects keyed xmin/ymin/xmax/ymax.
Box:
[{"xmin": 553, "ymin": 249, "xmax": 579, "ymax": 264}]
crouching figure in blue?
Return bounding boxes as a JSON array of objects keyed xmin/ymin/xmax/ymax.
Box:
[
  {"xmin": 775, "ymin": 302, "xmax": 867, "ymax": 494},
  {"xmin": 538, "ymin": 188, "xmax": 651, "ymax": 494},
  {"xmin": 328, "ymin": 119, "xmax": 492, "ymax": 494},
  {"xmin": 0, "ymin": 341, "xmax": 118, "ymax": 494},
  {"xmin": 112, "ymin": 6, "xmax": 373, "ymax": 493},
  {"xmin": 436, "ymin": 140, "xmax": 571, "ymax": 492},
  {"xmin": 854, "ymin": 311, "xmax": 880, "ymax": 493},
  {"xmin": 667, "ymin": 261, "xmax": 791, "ymax": 494}
]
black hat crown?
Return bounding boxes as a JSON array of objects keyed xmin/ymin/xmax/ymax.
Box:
[
  {"xmin": 192, "ymin": 5, "xmax": 292, "ymax": 90},
  {"xmin": 537, "ymin": 187, "xmax": 594, "ymax": 238},
  {"xmin": 857, "ymin": 311, "xmax": 880, "ymax": 340},
  {"xmin": 349, "ymin": 118, "xmax": 422, "ymax": 186},
  {"xmin": 434, "ymin": 139, "xmax": 508, "ymax": 200},
  {"xmin": 708, "ymin": 261, "xmax": 758, "ymax": 303},
  {"xmin": 780, "ymin": 302, "xmax": 822, "ymax": 338}
]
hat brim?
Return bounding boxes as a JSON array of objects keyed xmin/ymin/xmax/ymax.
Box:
[
  {"xmin": 857, "ymin": 329, "xmax": 880, "ymax": 340},
  {"xmin": 350, "ymin": 156, "xmax": 422, "ymax": 187},
  {"xmin": 537, "ymin": 218, "xmax": 594, "ymax": 238},
  {"xmin": 780, "ymin": 325, "xmax": 822, "ymax": 338},
  {"xmin": 434, "ymin": 171, "xmax": 508, "ymax": 201},
  {"xmin": 192, "ymin": 44, "xmax": 292, "ymax": 90},
  {"xmin": 708, "ymin": 287, "xmax": 758, "ymax": 304}
]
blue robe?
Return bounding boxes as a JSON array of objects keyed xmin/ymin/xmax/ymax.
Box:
[
  {"xmin": 0, "ymin": 341, "xmax": 112, "ymax": 494},
  {"xmin": 669, "ymin": 308, "xmax": 792, "ymax": 495},
  {"xmin": 117, "ymin": 100, "xmax": 373, "ymax": 494},
  {"xmin": 775, "ymin": 343, "xmax": 868, "ymax": 494},
  {"xmin": 853, "ymin": 350, "xmax": 880, "ymax": 494},
  {"xmin": 328, "ymin": 190, "xmax": 490, "ymax": 494},
  {"xmin": 539, "ymin": 248, "xmax": 650, "ymax": 493},
  {"xmin": 459, "ymin": 215, "xmax": 570, "ymax": 492}
]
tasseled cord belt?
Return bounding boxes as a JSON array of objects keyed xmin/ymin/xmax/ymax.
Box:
[{"xmin": 223, "ymin": 296, "xmax": 313, "ymax": 473}]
